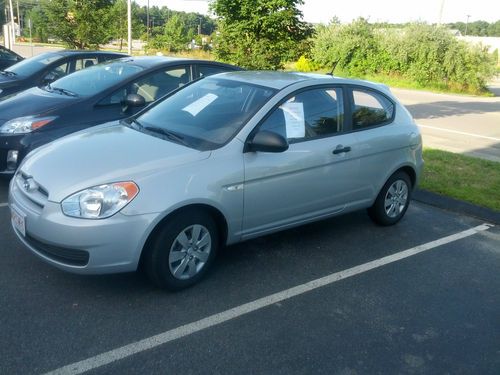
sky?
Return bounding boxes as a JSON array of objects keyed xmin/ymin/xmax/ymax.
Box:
[{"xmin": 137, "ymin": 0, "xmax": 500, "ymax": 24}]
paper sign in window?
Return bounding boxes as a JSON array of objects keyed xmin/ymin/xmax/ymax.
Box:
[
  {"xmin": 182, "ymin": 93, "xmax": 218, "ymax": 116},
  {"xmin": 282, "ymin": 102, "xmax": 305, "ymax": 138}
]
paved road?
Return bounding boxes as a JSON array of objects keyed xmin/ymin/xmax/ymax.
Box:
[
  {"xmin": 392, "ymin": 80, "xmax": 500, "ymax": 162},
  {"xmin": 0, "ymin": 180, "xmax": 499, "ymax": 374}
]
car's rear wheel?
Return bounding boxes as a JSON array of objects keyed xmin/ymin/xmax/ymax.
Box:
[
  {"xmin": 144, "ymin": 209, "xmax": 219, "ymax": 290},
  {"xmin": 368, "ymin": 171, "xmax": 412, "ymax": 226}
]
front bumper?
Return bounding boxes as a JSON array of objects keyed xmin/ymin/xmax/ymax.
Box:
[
  {"xmin": 0, "ymin": 133, "xmax": 24, "ymax": 175},
  {"xmin": 9, "ymin": 175, "xmax": 158, "ymax": 274}
]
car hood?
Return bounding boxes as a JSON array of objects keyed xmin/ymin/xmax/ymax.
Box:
[
  {"xmin": 0, "ymin": 87, "xmax": 78, "ymax": 123},
  {"xmin": 20, "ymin": 122, "xmax": 210, "ymax": 202}
]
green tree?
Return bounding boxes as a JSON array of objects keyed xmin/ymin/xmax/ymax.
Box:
[
  {"xmin": 163, "ymin": 14, "xmax": 188, "ymax": 52},
  {"xmin": 24, "ymin": 1, "xmax": 51, "ymax": 43},
  {"xmin": 210, "ymin": 0, "xmax": 313, "ymax": 69},
  {"xmin": 44, "ymin": 0, "xmax": 113, "ymax": 49}
]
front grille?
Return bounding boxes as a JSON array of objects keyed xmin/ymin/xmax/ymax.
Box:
[
  {"xmin": 25, "ymin": 234, "xmax": 90, "ymax": 267},
  {"xmin": 15, "ymin": 172, "xmax": 49, "ymax": 209}
]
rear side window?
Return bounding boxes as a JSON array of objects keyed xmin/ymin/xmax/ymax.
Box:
[
  {"xmin": 259, "ymin": 87, "xmax": 344, "ymax": 142},
  {"xmin": 198, "ymin": 65, "xmax": 233, "ymax": 78},
  {"xmin": 351, "ymin": 89, "xmax": 394, "ymax": 129}
]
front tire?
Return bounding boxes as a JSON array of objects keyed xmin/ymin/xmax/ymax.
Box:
[
  {"xmin": 368, "ymin": 171, "xmax": 412, "ymax": 226},
  {"xmin": 144, "ymin": 209, "xmax": 219, "ymax": 290}
]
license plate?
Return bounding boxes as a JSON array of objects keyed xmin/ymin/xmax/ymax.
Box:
[{"xmin": 11, "ymin": 206, "xmax": 26, "ymax": 237}]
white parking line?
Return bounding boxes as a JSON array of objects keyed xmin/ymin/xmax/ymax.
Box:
[
  {"xmin": 44, "ymin": 223, "xmax": 493, "ymax": 375},
  {"xmin": 0, "ymin": 203, "xmax": 8, "ymax": 208},
  {"xmin": 418, "ymin": 124, "xmax": 500, "ymax": 142}
]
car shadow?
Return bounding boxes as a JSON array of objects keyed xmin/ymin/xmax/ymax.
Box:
[{"xmin": 406, "ymin": 101, "xmax": 500, "ymax": 120}]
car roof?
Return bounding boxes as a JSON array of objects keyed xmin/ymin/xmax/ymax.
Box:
[
  {"xmin": 213, "ymin": 71, "xmax": 393, "ymax": 95},
  {"xmin": 213, "ymin": 71, "xmax": 334, "ymax": 90},
  {"xmin": 55, "ymin": 50, "xmax": 128, "ymax": 57},
  {"xmin": 111, "ymin": 56, "xmax": 238, "ymax": 69}
]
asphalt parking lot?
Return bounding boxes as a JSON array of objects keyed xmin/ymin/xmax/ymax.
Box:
[{"xmin": 0, "ymin": 179, "xmax": 499, "ymax": 375}]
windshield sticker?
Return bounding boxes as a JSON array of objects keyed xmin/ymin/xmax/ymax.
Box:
[
  {"xmin": 282, "ymin": 102, "xmax": 305, "ymax": 138},
  {"xmin": 182, "ymin": 93, "xmax": 218, "ymax": 116}
]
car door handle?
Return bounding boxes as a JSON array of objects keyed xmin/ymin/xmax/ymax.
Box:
[{"xmin": 332, "ymin": 146, "xmax": 351, "ymax": 154}]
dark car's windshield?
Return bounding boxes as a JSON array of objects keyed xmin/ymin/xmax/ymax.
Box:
[
  {"xmin": 136, "ymin": 77, "xmax": 277, "ymax": 150},
  {"xmin": 50, "ymin": 61, "xmax": 144, "ymax": 97},
  {"xmin": 5, "ymin": 52, "xmax": 63, "ymax": 77}
]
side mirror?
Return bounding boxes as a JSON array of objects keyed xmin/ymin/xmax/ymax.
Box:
[
  {"xmin": 123, "ymin": 93, "xmax": 146, "ymax": 108},
  {"xmin": 246, "ymin": 130, "xmax": 289, "ymax": 153}
]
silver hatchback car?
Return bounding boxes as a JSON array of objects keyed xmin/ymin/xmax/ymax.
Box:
[{"xmin": 9, "ymin": 71, "xmax": 423, "ymax": 290}]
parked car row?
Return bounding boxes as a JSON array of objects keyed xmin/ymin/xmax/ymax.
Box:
[{"xmin": 4, "ymin": 50, "xmax": 423, "ymax": 290}]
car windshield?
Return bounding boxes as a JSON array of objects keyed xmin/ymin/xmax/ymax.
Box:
[
  {"xmin": 5, "ymin": 52, "xmax": 63, "ymax": 77},
  {"xmin": 136, "ymin": 77, "xmax": 277, "ymax": 150},
  {"xmin": 50, "ymin": 60, "xmax": 144, "ymax": 97}
]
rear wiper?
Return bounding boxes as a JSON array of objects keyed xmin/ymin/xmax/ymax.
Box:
[
  {"xmin": 143, "ymin": 126, "xmax": 189, "ymax": 147},
  {"xmin": 46, "ymin": 84, "xmax": 77, "ymax": 97},
  {"xmin": 0, "ymin": 70, "xmax": 16, "ymax": 77}
]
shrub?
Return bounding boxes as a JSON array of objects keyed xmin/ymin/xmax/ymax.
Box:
[{"xmin": 311, "ymin": 21, "xmax": 497, "ymax": 93}]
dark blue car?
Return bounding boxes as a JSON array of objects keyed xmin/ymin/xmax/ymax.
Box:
[{"xmin": 0, "ymin": 56, "xmax": 241, "ymax": 175}]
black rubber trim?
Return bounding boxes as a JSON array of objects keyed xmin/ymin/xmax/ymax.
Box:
[{"xmin": 25, "ymin": 234, "xmax": 90, "ymax": 266}]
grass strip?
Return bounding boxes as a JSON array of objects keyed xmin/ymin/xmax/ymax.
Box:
[{"xmin": 420, "ymin": 148, "xmax": 500, "ymax": 211}]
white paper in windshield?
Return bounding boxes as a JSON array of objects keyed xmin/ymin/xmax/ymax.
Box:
[
  {"xmin": 182, "ymin": 93, "xmax": 218, "ymax": 116},
  {"xmin": 282, "ymin": 102, "xmax": 305, "ymax": 138}
]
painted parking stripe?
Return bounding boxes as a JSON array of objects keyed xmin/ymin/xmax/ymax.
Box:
[
  {"xmin": 44, "ymin": 223, "xmax": 493, "ymax": 375},
  {"xmin": 0, "ymin": 203, "xmax": 8, "ymax": 208},
  {"xmin": 419, "ymin": 124, "xmax": 500, "ymax": 142}
]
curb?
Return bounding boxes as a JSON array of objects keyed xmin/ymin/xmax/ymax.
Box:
[{"xmin": 413, "ymin": 189, "xmax": 500, "ymax": 225}]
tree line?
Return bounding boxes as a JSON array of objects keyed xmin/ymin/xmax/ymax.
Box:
[{"xmin": 1, "ymin": 0, "xmax": 497, "ymax": 93}]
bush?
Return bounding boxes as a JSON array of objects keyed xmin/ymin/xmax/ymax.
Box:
[
  {"xmin": 311, "ymin": 20, "xmax": 497, "ymax": 93},
  {"xmin": 294, "ymin": 55, "xmax": 318, "ymax": 72}
]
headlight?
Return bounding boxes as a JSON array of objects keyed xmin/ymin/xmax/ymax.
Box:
[
  {"xmin": 61, "ymin": 182, "xmax": 139, "ymax": 219},
  {"xmin": 0, "ymin": 116, "xmax": 57, "ymax": 134}
]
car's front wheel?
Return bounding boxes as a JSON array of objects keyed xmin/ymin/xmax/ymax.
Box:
[
  {"xmin": 368, "ymin": 171, "xmax": 412, "ymax": 226},
  {"xmin": 144, "ymin": 209, "xmax": 219, "ymax": 290}
]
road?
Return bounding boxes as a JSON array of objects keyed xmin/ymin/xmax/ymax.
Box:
[
  {"xmin": 1, "ymin": 180, "xmax": 499, "ymax": 375},
  {"xmin": 392, "ymin": 81, "xmax": 500, "ymax": 162}
]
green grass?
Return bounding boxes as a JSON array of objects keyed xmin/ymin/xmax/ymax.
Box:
[{"xmin": 420, "ymin": 149, "xmax": 500, "ymax": 211}]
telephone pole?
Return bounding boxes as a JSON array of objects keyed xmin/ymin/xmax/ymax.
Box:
[
  {"xmin": 127, "ymin": 0, "xmax": 132, "ymax": 55},
  {"xmin": 9, "ymin": 0, "xmax": 15, "ymax": 45}
]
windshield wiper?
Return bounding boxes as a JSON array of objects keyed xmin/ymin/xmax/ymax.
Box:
[
  {"xmin": 143, "ymin": 126, "xmax": 189, "ymax": 147},
  {"xmin": 46, "ymin": 83, "xmax": 78, "ymax": 97},
  {"xmin": 0, "ymin": 70, "xmax": 16, "ymax": 77}
]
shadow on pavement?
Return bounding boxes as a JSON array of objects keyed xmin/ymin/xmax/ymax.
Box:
[{"xmin": 406, "ymin": 101, "xmax": 500, "ymax": 120}]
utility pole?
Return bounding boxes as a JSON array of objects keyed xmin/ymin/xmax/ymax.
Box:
[
  {"xmin": 16, "ymin": 0, "xmax": 20, "ymax": 31},
  {"xmin": 465, "ymin": 14, "xmax": 471, "ymax": 36},
  {"xmin": 146, "ymin": 0, "xmax": 150, "ymax": 43},
  {"xmin": 9, "ymin": 0, "xmax": 15, "ymax": 46},
  {"xmin": 127, "ymin": 0, "xmax": 132, "ymax": 55},
  {"xmin": 438, "ymin": 0, "xmax": 445, "ymax": 25}
]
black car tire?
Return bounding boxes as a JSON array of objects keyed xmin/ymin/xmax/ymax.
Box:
[
  {"xmin": 144, "ymin": 209, "xmax": 219, "ymax": 290},
  {"xmin": 368, "ymin": 171, "xmax": 412, "ymax": 226}
]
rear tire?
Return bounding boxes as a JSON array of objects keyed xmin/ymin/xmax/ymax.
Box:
[
  {"xmin": 144, "ymin": 209, "xmax": 219, "ymax": 290},
  {"xmin": 368, "ymin": 171, "xmax": 412, "ymax": 226}
]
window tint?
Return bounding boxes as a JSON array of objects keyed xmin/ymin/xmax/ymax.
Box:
[
  {"xmin": 260, "ymin": 87, "xmax": 344, "ymax": 142},
  {"xmin": 0, "ymin": 48, "xmax": 16, "ymax": 60},
  {"xmin": 100, "ymin": 66, "xmax": 189, "ymax": 105},
  {"xmin": 198, "ymin": 65, "xmax": 232, "ymax": 78},
  {"xmin": 5, "ymin": 52, "xmax": 63, "ymax": 76},
  {"xmin": 74, "ymin": 58, "xmax": 98, "ymax": 71},
  {"xmin": 351, "ymin": 89, "xmax": 394, "ymax": 129},
  {"xmin": 44, "ymin": 62, "xmax": 69, "ymax": 81}
]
